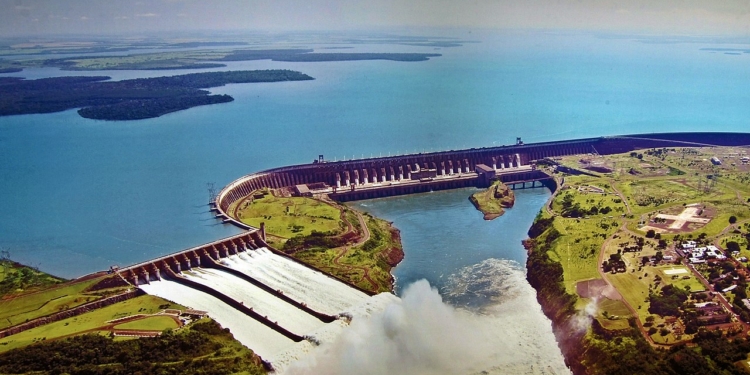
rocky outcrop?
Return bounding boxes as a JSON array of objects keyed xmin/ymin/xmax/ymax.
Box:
[{"xmin": 469, "ymin": 181, "xmax": 515, "ymax": 220}]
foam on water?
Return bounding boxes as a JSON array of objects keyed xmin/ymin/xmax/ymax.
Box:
[
  {"xmin": 139, "ymin": 248, "xmax": 396, "ymax": 368},
  {"xmin": 271, "ymin": 292, "xmax": 400, "ymax": 373},
  {"xmin": 140, "ymin": 249, "xmax": 569, "ymax": 373},
  {"xmin": 223, "ymin": 248, "xmax": 369, "ymax": 315},
  {"xmin": 443, "ymin": 259, "xmax": 570, "ymax": 375},
  {"xmin": 182, "ymin": 267, "xmax": 324, "ymax": 334},
  {"xmin": 138, "ymin": 278, "xmax": 294, "ymax": 358},
  {"xmin": 283, "ymin": 259, "xmax": 570, "ymax": 375}
]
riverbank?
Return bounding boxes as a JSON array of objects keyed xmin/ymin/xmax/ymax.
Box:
[{"xmin": 524, "ymin": 146, "xmax": 750, "ymax": 374}]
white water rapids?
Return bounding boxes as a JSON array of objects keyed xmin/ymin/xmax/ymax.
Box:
[{"xmin": 140, "ymin": 249, "xmax": 570, "ymax": 374}]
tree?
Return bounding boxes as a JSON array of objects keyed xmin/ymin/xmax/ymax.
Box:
[
  {"xmin": 646, "ymin": 229, "xmax": 656, "ymax": 238},
  {"xmin": 726, "ymin": 241, "xmax": 740, "ymax": 254},
  {"xmin": 649, "ymin": 284, "xmax": 689, "ymax": 316},
  {"xmin": 729, "ymin": 216, "xmax": 737, "ymax": 224}
]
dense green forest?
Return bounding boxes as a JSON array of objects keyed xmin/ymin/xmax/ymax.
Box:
[
  {"xmin": 268, "ymin": 52, "xmax": 441, "ymax": 62},
  {"xmin": 33, "ymin": 49, "xmax": 443, "ymax": 71},
  {"xmin": 218, "ymin": 49, "xmax": 441, "ymax": 62},
  {"xmin": 0, "ymin": 320, "xmax": 266, "ymax": 375},
  {"xmin": 0, "ymin": 70, "xmax": 313, "ymax": 120}
]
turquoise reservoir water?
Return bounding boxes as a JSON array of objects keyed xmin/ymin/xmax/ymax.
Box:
[
  {"xmin": 1, "ymin": 31, "xmax": 749, "ymax": 277},
  {"xmin": 347, "ymin": 188, "xmax": 572, "ymax": 374},
  {"xmin": 350, "ymin": 188, "xmax": 550, "ymax": 294}
]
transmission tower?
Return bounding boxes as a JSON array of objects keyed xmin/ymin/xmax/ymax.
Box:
[{"xmin": 207, "ymin": 182, "xmax": 217, "ymax": 203}]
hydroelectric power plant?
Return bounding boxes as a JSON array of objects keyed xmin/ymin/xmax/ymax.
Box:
[{"xmin": 119, "ymin": 132, "xmax": 750, "ymax": 370}]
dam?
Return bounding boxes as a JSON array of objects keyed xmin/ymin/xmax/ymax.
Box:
[
  {"xmin": 124, "ymin": 132, "xmax": 750, "ymax": 368},
  {"xmin": 213, "ymin": 132, "xmax": 750, "ymax": 229},
  {"xmin": 117, "ymin": 229, "xmax": 383, "ymax": 365}
]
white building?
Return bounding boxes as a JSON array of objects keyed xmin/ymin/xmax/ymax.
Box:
[{"xmin": 682, "ymin": 241, "xmax": 697, "ymax": 249}]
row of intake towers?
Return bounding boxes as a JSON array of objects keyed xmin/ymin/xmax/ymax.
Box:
[{"xmin": 332, "ymin": 153, "xmax": 522, "ymax": 188}]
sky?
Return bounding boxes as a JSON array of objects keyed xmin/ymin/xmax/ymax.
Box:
[{"xmin": 3, "ymin": 0, "xmax": 750, "ymax": 37}]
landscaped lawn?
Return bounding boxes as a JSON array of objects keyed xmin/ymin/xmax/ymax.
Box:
[
  {"xmin": 237, "ymin": 194, "xmax": 343, "ymax": 238},
  {"xmin": 0, "ymin": 278, "xmax": 103, "ymax": 330},
  {"xmin": 0, "ymin": 295, "xmax": 182, "ymax": 353},
  {"xmin": 113, "ymin": 315, "xmax": 178, "ymax": 331}
]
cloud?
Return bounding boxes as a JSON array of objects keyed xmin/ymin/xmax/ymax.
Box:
[
  {"xmin": 15, "ymin": 5, "xmax": 32, "ymax": 11},
  {"xmin": 115, "ymin": 16, "xmax": 129, "ymax": 20},
  {"xmin": 80, "ymin": 16, "xmax": 89, "ymax": 20},
  {"xmin": 136, "ymin": 13, "xmax": 158, "ymax": 17}
]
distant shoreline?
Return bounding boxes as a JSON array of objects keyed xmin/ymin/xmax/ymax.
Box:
[{"xmin": 0, "ymin": 70, "xmax": 314, "ymax": 121}]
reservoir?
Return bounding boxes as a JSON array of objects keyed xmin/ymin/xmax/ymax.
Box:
[
  {"xmin": 1, "ymin": 29, "xmax": 746, "ymax": 373},
  {"xmin": 351, "ymin": 188, "xmax": 550, "ymax": 293},
  {"xmin": 1, "ymin": 31, "xmax": 749, "ymax": 278}
]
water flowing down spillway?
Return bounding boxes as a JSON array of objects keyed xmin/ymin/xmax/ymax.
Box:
[
  {"xmin": 138, "ymin": 278, "xmax": 295, "ymax": 358},
  {"xmin": 138, "ymin": 247, "xmax": 398, "ymax": 368},
  {"xmin": 182, "ymin": 267, "xmax": 324, "ymax": 334},
  {"xmin": 221, "ymin": 248, "xmax": 369, "ymax": 315}
]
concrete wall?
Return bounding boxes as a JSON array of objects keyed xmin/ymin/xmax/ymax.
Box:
[{"xmin": 215, "ymin": 131, "xmax": 750, "ymax": 228}]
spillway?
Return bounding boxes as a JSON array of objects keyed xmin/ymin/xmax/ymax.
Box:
[
  {"xmin": 138, "ymin": 278, "xmax": 295, "ymax": 358},
  {"xmin": 182, "ymin": 267, "xmax": 324, "ymax": 334},
  {"xmin": 138, "ymin": 246, "xmax": 392, "ymax": 368},
  {"xmin": 221, "ymin": 248, "xmax": 369, "ymax": 315}
]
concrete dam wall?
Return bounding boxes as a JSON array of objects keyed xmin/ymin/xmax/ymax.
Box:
[{"xmin": 214, "ymin": 132, "xmax": 750, "ymax": 228}]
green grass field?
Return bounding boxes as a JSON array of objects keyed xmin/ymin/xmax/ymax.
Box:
[
  {"xmin": 113, "ymin": 315, "xmax": 179, "ymax": 331},
  {"xmin": 0, "ymin": 260, "xmax": 65, "ymax": 297},
  {"xmin": 236, "ymin": 194, "xmax": 343, "ymax": 239},
  {"xmin": 550, "ymin": 182, "xmax": 627, "ymax": 217},
  {"xmin": 545, "ymin": 213, "xmax": 620, "ymax": 293},
  {"xmin": 546, "ymin": 147, "xmax": 750, "ymax": 336},
  {"xmin": 0, "ymin": 278, "xmax": 104, "ymax": 330},
  {"xmin": 596, "ymin": 298, "xmax": 633, "ymax": 330},
  {"xmin": 654, "ymin": 265, "xmax": 705, "ymax": 292},
  {"xmin": 294, "ymin": 214, "xmax": 400, "ymax": 293},
  {"xmin": 67, "ymin": 50, "xmax": 230, "ymax": 70},
  {"xmin": 617, "ymin": 179, "xmax": 707, "ymax": 214},
  {"xmin": 0, "ymin": 295, "xmax": 183, "ymax": 353}
]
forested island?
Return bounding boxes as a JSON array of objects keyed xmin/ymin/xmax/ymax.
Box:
[
  {"xmin": 0, "ymin": 70, "xmax": 313, "ymax": 120},
  {"xmin": 45, "ymin": 49, "xmax": 442, "ymax": 70},
  {"xmin": 469, "ymin": 180, "xmax": 515, "ymax": 220}
]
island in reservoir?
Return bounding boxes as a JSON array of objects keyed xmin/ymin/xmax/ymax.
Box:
[{"xmin": 469, "ymin": 180, "xmax": 516, "ymax": 220}]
